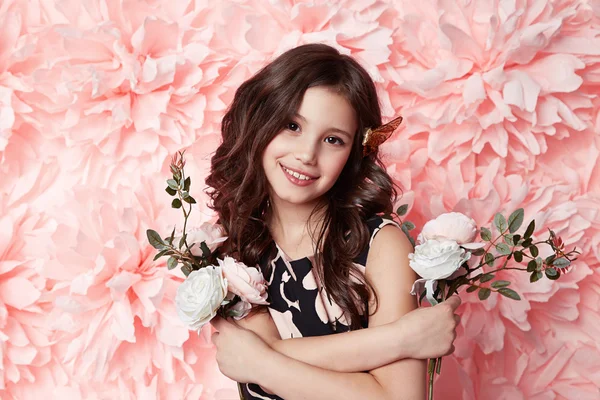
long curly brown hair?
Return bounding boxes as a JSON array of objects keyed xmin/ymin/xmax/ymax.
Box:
[{"xmin": 205, "ymin": 43, "xmax": 398, "ymax": 329}]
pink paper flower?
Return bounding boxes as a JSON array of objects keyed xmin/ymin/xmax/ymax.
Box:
[{"xmin": 42, "ymin": 179, "xmax": 229, "ymax": 395}]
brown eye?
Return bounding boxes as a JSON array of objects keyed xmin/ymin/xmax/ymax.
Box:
[
  {"xmin": 325, "ymin": 136, "xmax": 344, "ymax": 145},
  {"xmin": 286, "ymin": 122, "xmax": 300, "ymax": 132}
]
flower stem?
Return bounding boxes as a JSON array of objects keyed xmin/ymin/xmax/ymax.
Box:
[{"xmin": 427, "ymin": 358, "xmax": 436, "ymax": 400}]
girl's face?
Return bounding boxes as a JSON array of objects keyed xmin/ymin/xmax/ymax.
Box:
[{"xmin": 262, "ymin": 86, "xmax": 357, "ymax": 207}]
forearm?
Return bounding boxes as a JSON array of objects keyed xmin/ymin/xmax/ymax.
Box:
[
  {"xmin": 256, "ymin": 349, "xmax": 390, "ymax": 400},
  {"xmin": 270, "ymin": 321, "xmax": 405, "ymax": 373}
]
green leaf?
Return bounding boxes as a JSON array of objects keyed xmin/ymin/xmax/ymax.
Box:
[
  {"xmin": 183, "ymin": 196, "xmax": 196, "ymax": 204},
  {"xmin": 167, "ymin": 257, "xmax": 178, "ymax": 270},
  {"xmin": 200, "ymin": 241, "xmax": 211, "ymax": 258},
  {"xmin": 167, "ymin": 179, "xmax": 179, "ymax": 190},
  {"xmin": 153, "ymin": 249, "xmax": 170, "ymax": 261},
  {"xmin": 545, "ymin": 267, "xmax": 559, "ymax": 279},
  {"xmin": 514, "ymin": 251, "xmax": 523, "ymax": 263},
  {"xmin": 471, "ymin": 248, "xmax": 486, "ymax": 257},
  {"xmin": 184, "ymin": 176, "xmax": 191, "ymax": 192},
  {"xmin": 513, "ymin": 234, "xmax": 521, "ymax": 245},
  {"xmin": 480, "ymin": 227, "xmax": 492, "ymax": 242},
  {"xmin": 536, "ymin": 256, "xmax": 543, "ymax": 270},
  {"xmin": 182, "ymin": 191, "xmax": 190, "ymax": 199},
  {"xmin": 485, "ymin": 253, "xmax": 495, "ymax": 267},
  {"xmin": 147, "ymin": 229, "xmax": 168, "ymax": 250},
  {"xmin": 179, "ymin": 233, "xmax": 187, "ymax": 249},
  {"xmin": 521, "ymin": 238, "xmax": 533, "ymax": 248},
  {"xmin": 491, "ymin": 280, "xmax": 511, "ymax": 288},
  {"xmin": 396, "ymin": 204, "xmax": 408, "ymax": 216},
  {"xmin": 504, "ymin": 234, "xmax": 514, "ymax": 246},
  {"xmin": 478, "ymin": 288, "xmax": 491, "ymax": 300},
  {"xmin": 496, "ymin": 243, "xmax": 511, "ymax": 255},
  {"xmin": 172, "ymin": 198, "xmax": 182, "ymax": 208},
  {"xmin": 552, "ymin": 258, "xmax": 571, "ymax": 269},
  {"xmin": 480, "ymin": 273, "xmax": 495, "ymax": 283},
  {"xmin": 466, "ymin": 285, "xmax": 478, "ymax": 293},
  {"xmin": 545, "ymin": 254, "xmax": 556, "ymax": 266},
  {"xmin": 179, "ymin": 175, "xmax": 186, "ymax": 188},
  {"xmin": 527, "ymin": 259, "xmax": 537, "ymax": 272},
  {"xmin": 529, "ymin": 245, "xmax": 539, "ymax": 257},
  {"xmin": 507, "ymin": 208, "xmax": 524, "ymax": 234},
  {"xmin": 524, "ymin": 220, "xmax": 535, "ymax": 240},
  {"xmin": 168, "ymin": 226, "xmax": 176, "ymax": 246},
  {"xmin": 530, "ymin": 271, "xmax": 543, "ymax": 283},
  {"xmin": 498, "ymin": 288, "xmax": 521, "ymax": 300},
  {"xmin": 402, "ymin": 221, "xmax": 415, "ymax": 231},
  {"xmin": 165, "ymin": 187, "xmax": 177, "ymax": 196},
  {"xmin": 494, "ymin": 213, "xmax": 507, "ymax": 233}
]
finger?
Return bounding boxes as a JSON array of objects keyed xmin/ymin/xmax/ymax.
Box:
[{"xmin": 445, "ymin": 295, "xmax": 462, "ymax": 310}]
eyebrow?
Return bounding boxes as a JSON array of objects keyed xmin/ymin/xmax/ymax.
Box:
[{"xmin": 293, "ymin": 113, "xmax": 353, "ymax": 139}]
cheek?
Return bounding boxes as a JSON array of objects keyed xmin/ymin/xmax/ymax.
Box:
[
  {"xmin": 262, "ymin": 135, "xmax": 287, "ymax": 162},
  {"xmin": 324, "ymin": 151, "xmax": 351, "ymax": 178}
]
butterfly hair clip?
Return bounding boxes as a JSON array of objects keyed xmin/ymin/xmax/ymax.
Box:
[{"xmin": 362, "ymin": 116, "xmax": 404, "ymax": 156}]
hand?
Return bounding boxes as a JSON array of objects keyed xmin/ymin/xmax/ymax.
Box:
[
  {"xmin": 210, "ymin": 315, "xmax": 274, "ymax": 383},
  {"xmin": 394, "ymin": 295, "xmax": 461, "ymax": 360}
]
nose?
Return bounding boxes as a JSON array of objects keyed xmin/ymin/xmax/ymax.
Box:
[{"xmin": 294, "ymin": 136, "xmax": 318, "ymax": 165}]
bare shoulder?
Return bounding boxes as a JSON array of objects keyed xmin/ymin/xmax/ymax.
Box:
[
  {"xmin": 366, "ymin": 223, "xmax": 415, "ymax": 273},
  {"xmin": 364, "ymin": 223, "xmax": 418, "ymax": 324}
]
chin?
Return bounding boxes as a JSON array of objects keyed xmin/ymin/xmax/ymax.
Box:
[{"xmin": 271, "ymin": 187, "xmax": 322, "ymax": 206}]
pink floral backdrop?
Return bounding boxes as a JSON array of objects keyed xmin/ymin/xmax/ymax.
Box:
[{"xmin": 1, "ymin": 0, "xmax": 599, "ymax": 399}]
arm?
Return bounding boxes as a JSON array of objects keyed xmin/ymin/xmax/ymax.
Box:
[
  {"xmin": 363, "ymin": 225, "xmax": 426, "ymax": 399},
  {"xmin": 255, "ymin": 350, "xmax": 390, "ymax": 400},
  {"xmin": 253, "ymin": 226, "xmax": 426, "ymax": 399},
  {"xmin": 212, "ymin": 227, "xmax": 459, "ymax": 399},
  {"xmin": 236, "ymin": 308, "xmax": 411, "ymax": 373},
  {"xmin": 236, "ymin": 234, "xmax": 459, "ymax": 375}
]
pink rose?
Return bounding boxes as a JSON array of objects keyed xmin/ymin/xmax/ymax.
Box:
[
  {"xmin": 218, "ymin": 257, "xmax": 269, "ymax": 305},
  {"xmin": 174, "ymin": 222, "xmax": 227, "ymax": 256},
  {"xmin": 418, "ymin": 212, "xmax": 485, "ymax": 250}
]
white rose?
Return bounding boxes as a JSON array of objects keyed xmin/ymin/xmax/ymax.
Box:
[
  {"xmin": 174, "ymin": 222, "xmax": 227, "ymax": 256},
  {"xmin": 175, "ymin": 266, "xmax": 228, "ymax": 331},
  {"xmin": 418, "ymin": 212, "xmax": 485, "ymax": 250},
  {"xmin": 408, "ymin": 239, "xmax": 472, "ymax": 280}
]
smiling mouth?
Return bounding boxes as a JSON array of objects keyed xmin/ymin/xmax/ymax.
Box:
[{"xmin": 280, "ymin": 165, "xmax": 318, "ymax": 181}]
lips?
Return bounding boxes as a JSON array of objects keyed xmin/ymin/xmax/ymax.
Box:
[
  {"xmin": 280, "ymin": 164, "xmax": 318, "ymax": 180},
  {"xmin": 278, "ymin": 163, "xmax": 319, "ymax": 187}
]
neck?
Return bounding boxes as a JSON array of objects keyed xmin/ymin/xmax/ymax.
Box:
[{"xmin": 267, "ymin": 196, "xmax": 327, "ymax": 244}]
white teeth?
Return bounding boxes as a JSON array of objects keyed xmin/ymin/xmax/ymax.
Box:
[{"xmin": 283, "ymin": 167, "xmax": 312, "ymax": 181}]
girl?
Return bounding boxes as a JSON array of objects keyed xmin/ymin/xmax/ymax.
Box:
[{"xmin": 206, "ymin": 43, "xmax": 461, "ymax": 399}]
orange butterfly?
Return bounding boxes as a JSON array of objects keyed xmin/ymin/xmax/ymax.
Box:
[{"xmin": 362, "ymin": 116, "xmax": 404, "ymax": 156}]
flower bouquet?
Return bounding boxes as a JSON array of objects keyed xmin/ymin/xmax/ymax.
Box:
[
  {"xmin": 146, "ymin": 150, "xmax": 269, "ymax": 398},
  {"xmin": 392, "ymin": 205, "xmax": 580, "ymax": 400}
]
